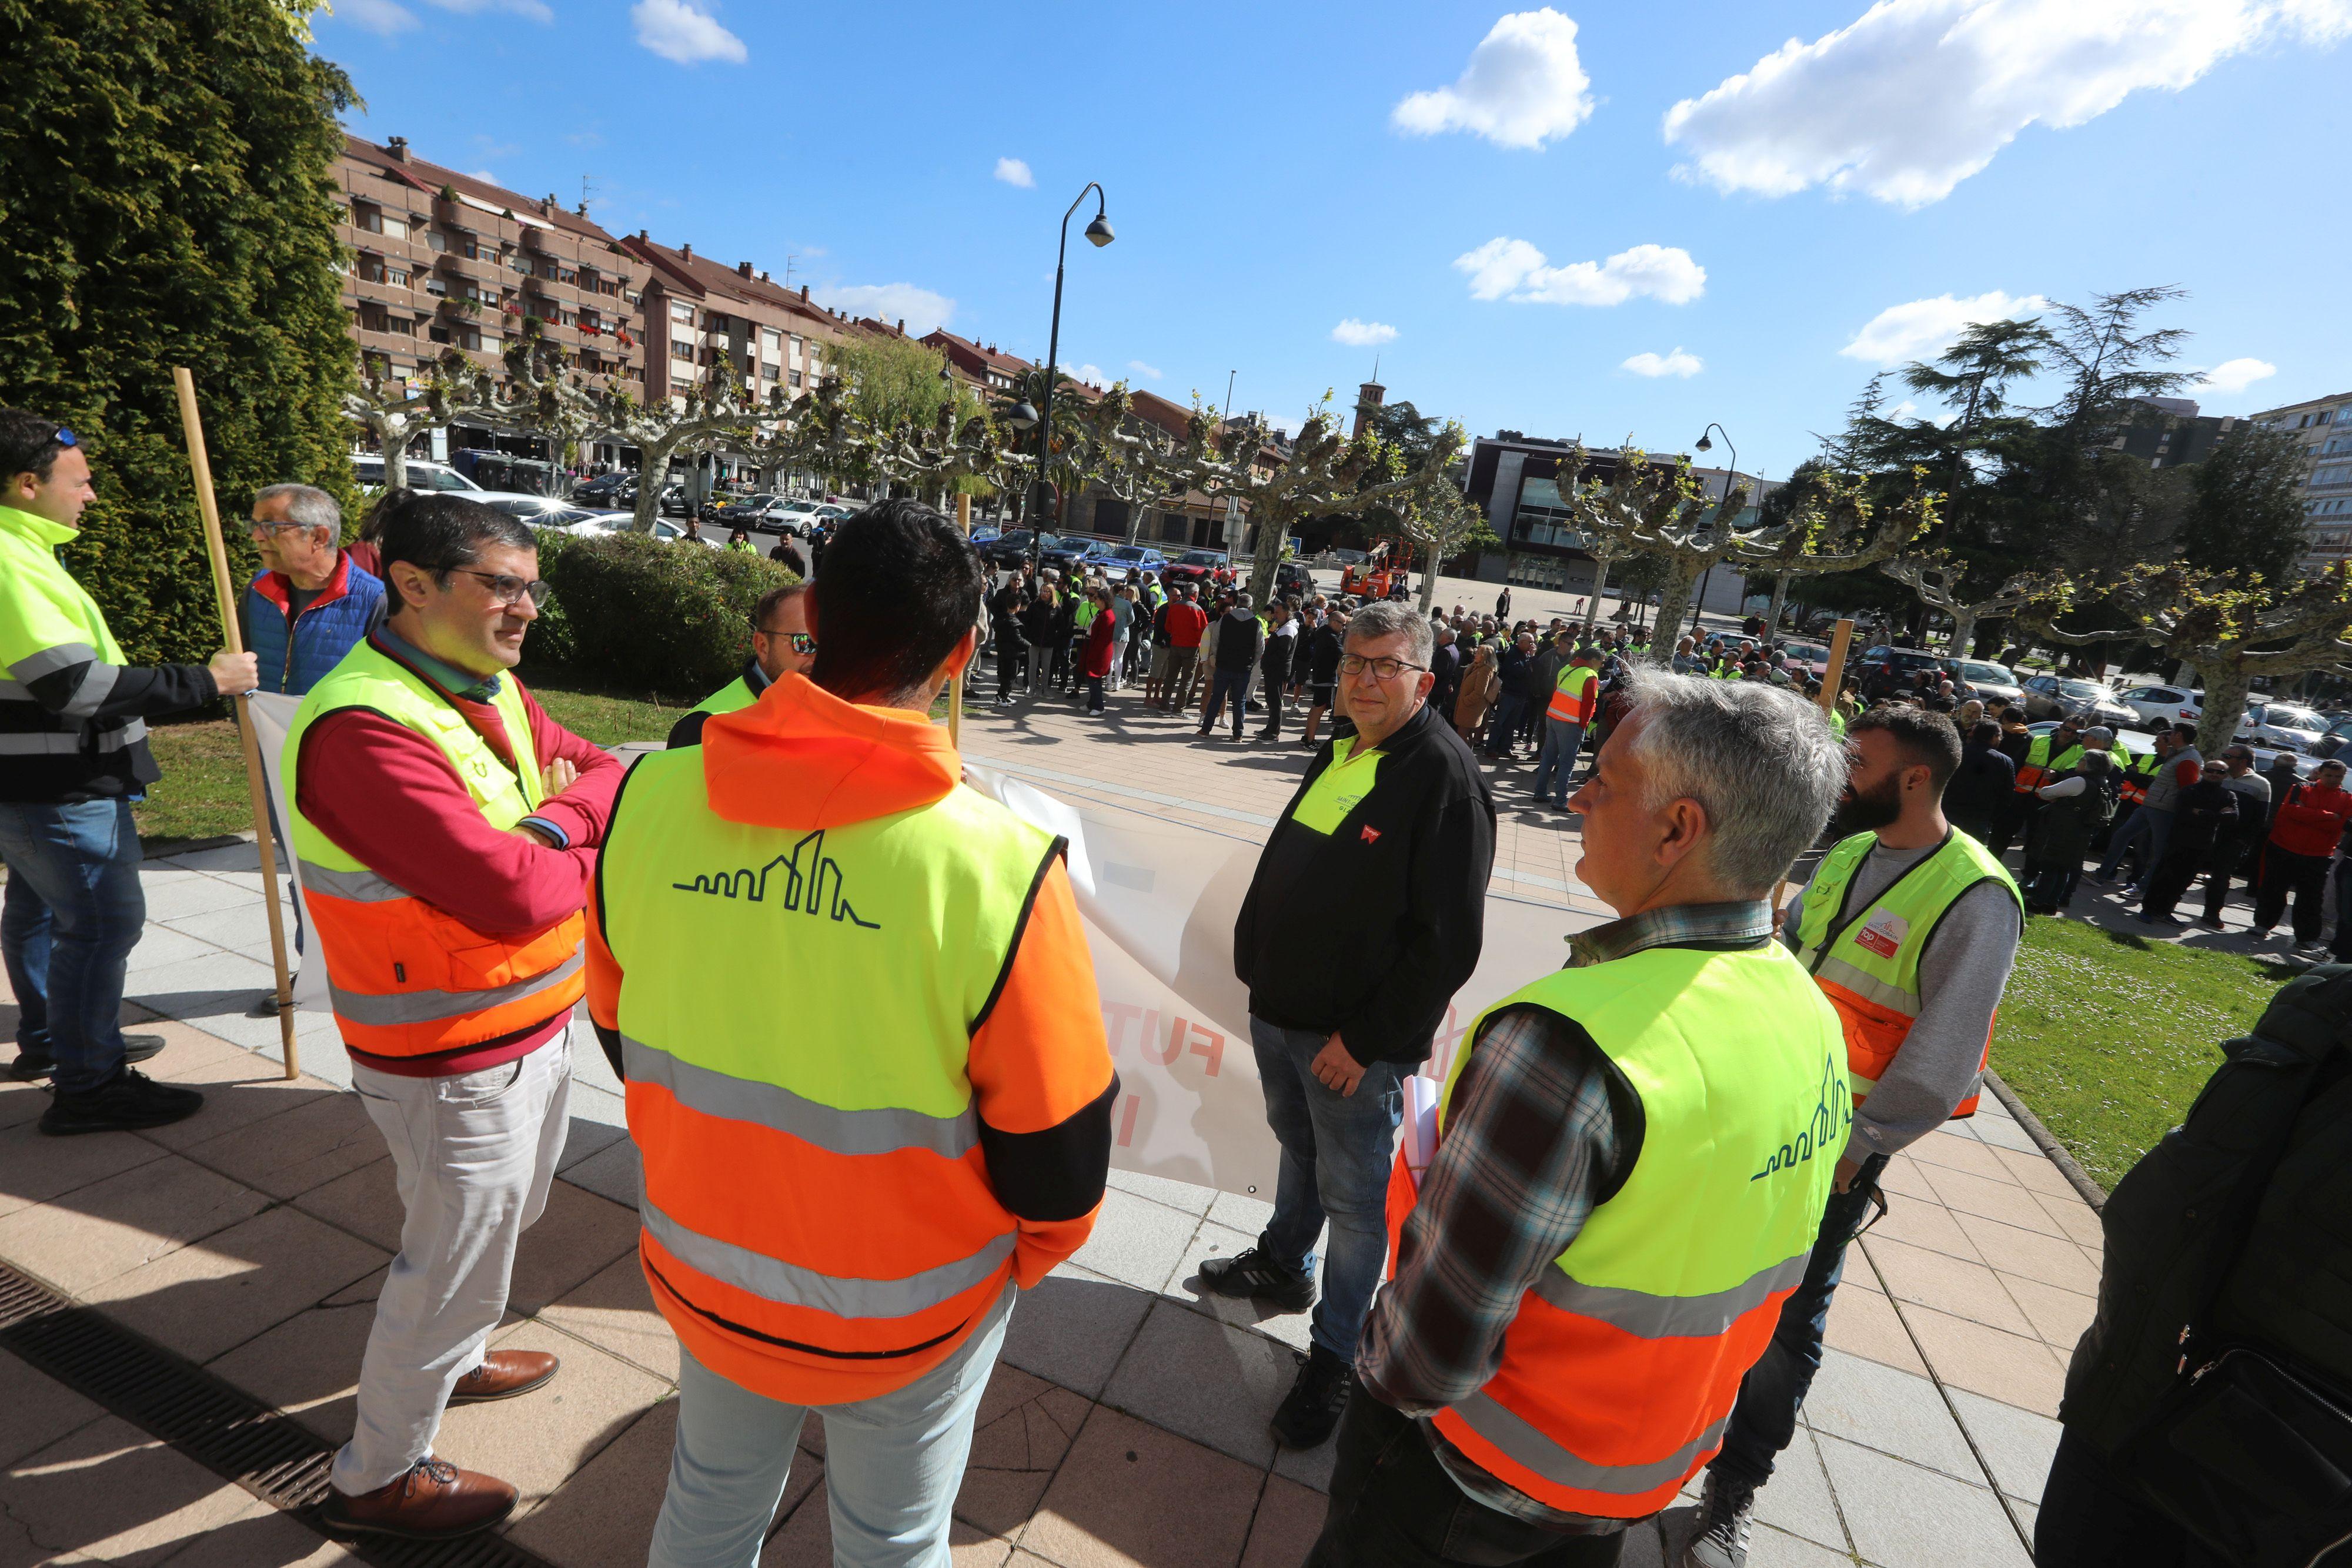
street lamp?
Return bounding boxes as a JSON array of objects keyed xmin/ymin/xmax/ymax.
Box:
[
  {"xmin": 1027, "ymin": 182, "xmax": 1113, "ymax": 574},
  {"xmin": 1689, "ymin": 423, "xmax": 1738, "ymax": 638}
]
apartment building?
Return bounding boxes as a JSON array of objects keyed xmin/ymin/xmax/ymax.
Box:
[
  {"xmin": 335, "ymin": 135, "xmax": 645, "ymax": 398},
  {"xmin": 2249, "ymin": 390, "xmax": 2352, "ymax": 564}
]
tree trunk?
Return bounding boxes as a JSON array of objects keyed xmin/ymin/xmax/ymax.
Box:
[
  {"xmin": 1123, "ymin": 499, "xmax": 1144, "ymax": 546},
  {"xmin": 634, "ymin": 441, "xmax": 677, "ymax": 534},
  {"xmin": 1247, "ymin": 504, "xmax": 1288, "ymax": 610},
  {"xmin": 2198, "ymin": 663, "xmax": 2251, "ymax": 757},
  {"xmin": 1947, "ymin": 609, "xmax": 1977, "ymax": 656},
  {"xmin": 379, "ymin": 422, "xmax": 409, "ymax": 493},
  {"xmin": 1419, "ymin": 537, "xmax": 1442, "ymax": 613},
  {"xmin": 1766, "ymin": 571, "xmax": 1795, "ymax": 638},
  {"xmin": 1652, "ymin": 559, "xmax": 1704, "ymax": 648},
  {"xmin": 1583, "ymin": 545, "xmax": 1616, "ymax": 633}
]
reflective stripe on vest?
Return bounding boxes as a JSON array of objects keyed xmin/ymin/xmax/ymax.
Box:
[
  {"xmin": 1391, "ymin": 944, "xmax": 1847, "ymax": 1518},
  {"xmin": 284, "ymin": 641, "xmax": 584, "ymax": 1059},
  {"xmin": 601, "ymin": 745, "xmax": 1061, "ymax": 1393},
  {"xmin": 1793, "ymin": 831, "xmax": 2021, "ymax": 1118},
  {"xmin": 1547, "ymin": 664, "xmax": 1597, "ymax": 724}
]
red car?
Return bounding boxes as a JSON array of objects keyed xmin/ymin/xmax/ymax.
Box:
[{"xmin": 1160, "ymin": 548, "xmax": 1228, "ymax": 587}]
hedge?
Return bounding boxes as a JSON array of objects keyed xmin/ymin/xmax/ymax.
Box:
[{"xmin": 530, "ymin": 529, "xmax": 799, "ymax": 697}]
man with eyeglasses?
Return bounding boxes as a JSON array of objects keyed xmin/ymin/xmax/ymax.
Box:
[
  {"xmin": 242, "ymin": 484, "xmax": 386, "ymax": 696},
  {"xmin": 1208, "ymin": 600, "xmax": 1495, "ymax": 1450},
  {"xmin": 0, "ymin": 409, "xmax": 259, "ymax": 1121},
  {"xmin": 286, "ymin": 493, "xmax": 623, "ymax": 1541},
  {"xmin": 666, "ymin": 582, "xmax": 813, "ymax": 748}
]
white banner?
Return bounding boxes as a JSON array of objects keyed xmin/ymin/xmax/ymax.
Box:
[
  {"xmin": 243, "ymin": 691, "xmax": 332, "ymax": 1012},
  {"xmin": 246, "ymin": 706, "xmax": 1596, "ymax": 1198}
]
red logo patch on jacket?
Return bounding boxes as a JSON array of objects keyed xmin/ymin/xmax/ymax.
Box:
[{"xmin": 1360, "ymin": 825, "xmax": 1382, "ymax": 845}]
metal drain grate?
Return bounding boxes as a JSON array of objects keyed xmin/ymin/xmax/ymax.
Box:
[{"xmin": 0, "ymin": 1261, "xmax": 562, "ymax": 1568}]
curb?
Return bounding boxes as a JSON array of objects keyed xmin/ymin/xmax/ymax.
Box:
[
  {"xmin": 138, "ymin": 831, "xmax": 251, "ymax": 861},
  {"xmin": 1983, "ymin": 1067, "xmax": 2107, "ymax": 1212}
]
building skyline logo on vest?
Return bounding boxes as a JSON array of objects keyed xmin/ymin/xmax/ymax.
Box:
[
  {"xmin": 670, "ymin": 828, "xmax": 881, "ymax": 930},
  {"xmin": 1853, "ymin": 908, "xmax": 1908, "ymax": 960},
  {"xmin": 1751, "ymin": 1054, "xmax": 1855, "ymax": 1182}
]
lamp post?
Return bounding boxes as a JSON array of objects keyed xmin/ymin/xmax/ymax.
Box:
[
  {"xmin": 1018, "ymin": 182, "xmax": 1114, "ymax": 578},
  {"xmin": 1689, "ymin": 423, "xmax": 1737, "ymax": 639}
]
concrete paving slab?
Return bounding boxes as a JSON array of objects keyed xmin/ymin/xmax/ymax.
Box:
[
  {"xmin": 1067, "ymin": 1188, "xmax": 1200, "ymax": 1293},
  {"xmin": 1100, "ymin": 1299, "xmax": 1288, "ymax": 1469},
  {"xmin": 0, "ymin": 1354, "xmax": 105, "ymax": 1470},
  {"xmin": 157, "ymin": 1496, "xmax": 369, "ymax": 1566},
  {"xmin": 1860, "ymin": 1235, "xmax": 2037, "ymax": 1338},
  {"xmin": 1238, "ymin": 1475, "xmax": 1324, "ymax": 1568},
  {"xmin": 1946, "ymin": 1389, "xmax": 2063, "ymax": 1506},
  {"xmin": 0, "ymin": 1113, "xmax": 170, "ymax": 1220},
  {"xmin": 1000, "ymin": 1266, "xmax": 1152, "ymax": 1400},
  {"xmin": 505, "ymin": 1393, "xmax": 679, "ymax": 1568},
  {"xmin": 507, "ymin": 1178, "xmax": 642, "ymax": 1316},
  {"xmin": 2, "ymin": 1413, "xmax": 267, "ymax": 1567},
  {"xmin": 1022, "ymin": 1406, "xmax": 1263, "ymax": 1568},
  {"xmin": 1899, "ymin": 1306, "xmax": 2067, "ymax": 1418},
  {"xmin": 539, "ymin": 1253, "xmax": 677, "ymax": 1385},
  {"xmin": 290, "ymin": 1156, "xmax": 404, "ymax": 1253},
  {"xmin": 1751, "ymin": 1424, "xmax": 1850, "ymax": 1552},
  {"xmin": 205, "ymin": 1292, "xmax": 380, "ymax": 1446},
  {"xmin": 136, "ymin": 874, "xmax": 258, "ymax": 923},
  {"xmin": 121, "ymin": 925, "xmax": 232, "ymax": 977},
  {"xmin": 0, "ymin": 1152, "xmax": 271, "ymax": 1295},
  {"xmin": 562, "ymin": 1137, "xmax": 642, "ymax": 1210},
  {"xmin": 1162, "ymin": 1219, "xmax": 1312, "ymax": 1355},
  {"xmin": 1815, "ymin": 1433, "xmax": 2032, "ymax": 1568},
  {"xmin": 81, "ymin": 1202, "xmax": 390, "ymax": 1363},
  {"xmin": 433, "ymin": 1319, "xmax": 671, "ymax": 1510},
  {"xmin": 1105, "ymin": 1168, "xmax": 1215, "ymax": 1216},
  {"xmin": 178, "ymin": 1089, "xmax": 382, "ymax": 1199},
  {"xmin": 956, "ymin": 1366, "xmax": 1090, "ymax": 1541},
  {"xmin": 1799, "ymin": 1349, "xmax": 1980, "ymax": 1483}
]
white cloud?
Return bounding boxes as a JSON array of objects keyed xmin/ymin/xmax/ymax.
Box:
[
  {"xmin": 1070, "ymin": 364, "xmax": 1111, "ymax": 386},
  {"xmin": 814, "ymin": 283, "xmax": 954, "ymax": 337},
  {"xmin": 426, "ymin": 0, "xmax": 552, "ymax": 21},
  {"xmin": 1840, "ymin": 290, "xmax": 2049, "ymax": 365},
  {"xmin": 337, "ymin": 0, "xmax": 418, "ymax": 34},
  {"xmin": 1622, "ymin": 347, "xmax": 1703, "ymax": 377},
  {"xmin": 1392, "ymin": 7, "xmax": 1595, "ymax": 150},
  {"xmin": 1127, "ymin": 360, "xmax": 1164, "ymax": 380},
  {"xmin": 1332, "ymin": 319, "xmax": 1399, "ymax": 346},
  {"xmin": 2193, "ymin": 356, "xmax": 2277, "ymax": 394},
  {"xmin": 993, "ymin": 157, "xmax": 1035, "ymax": 188},
  {"xmin": 1453, "ymin": 238, "xmax": 1706, "ymax": 306},
  {"xmin": 466, "ymin": 169, "xmax": 499, "ymax": 183},
  {"xmin": 1663, "ymin": 0, "xmax": 2352, "ymax": 209},
  {"xmin": 631, "ymin": 0, "xmax": 746, "ymax": 64}
]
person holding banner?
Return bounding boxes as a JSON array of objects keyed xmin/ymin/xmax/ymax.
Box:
[
  {"xmin": 292, "ymin": 494, "xmax": 623, "ymax": 1541},
  {"xmin": 1209, "ymin": 600, "xmax": 1496, "ymax": 1452},
  {"xmin": 665, "ymin": 581, "xmax": 813, "ymax": 747},
  {"xmin": 0, "ymin": 409, "xmax": 259, "ymax": 1124},
  {"xmin": 1321, "ymin": 669, "xmax": 1848, "ymax": 1568},
  {"xmin": 586, "ymin": 500, "xmax": 1116, "ymax": 1567}
]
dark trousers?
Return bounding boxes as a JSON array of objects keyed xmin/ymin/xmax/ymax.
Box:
[
  {"xmin": 995, "ymin": 647, "xmax": 1023, "ymax": 700},
  {"xmin": 1709, "ymin": 1155, "xmax": 1890, "ymax": 1490},
  {"xmin": 2203, "ymin": 838, "xmax": 2255, "ymax": 922},
  {"xmin": 2022, "ymin": 859, "xmax": 2078, "ymax": 911},
  {"xmin": 1084, "ymin": 674, "xmax": 1104, "ymax": 714},
  {"xmin": 1308, "ymin": 1396, "xmax": 1625, "ymax": 1568},
  {"xmin": 1986, "ymin": 794, "xmax": 2033, "ymax": 861},
  {"xmin": 2141, "ymin": 836, "xmax": 2216, "ymax": 922},
  {"xmin": 2254, "ymin": 845, "xmax": 2327, "ymax": 941},
  {"xmin": 1258, "ymin": 674, "xmax": 1285, "ymax": 740},
  {"xmin": 1485, "ymin": 694, "xmax": 1528, "ymax": 755},
  {"xmin": 2035, "ymin": 1428, "xmax": 2227, "ymax": 1567},
  {"xmin": 1200, "ymin": 668, "xmax": 1250, "ymax": 738}
]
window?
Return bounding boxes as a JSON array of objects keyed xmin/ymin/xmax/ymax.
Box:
[
  {"xmin": 351, "ymin": 202, "xmax": 382, "ymax": 234},
  {"xmin": 671, "ymin": 301, "xmax": 694, "ymax": 323},
  {"xmin": 788, "ymin": 369, "xmax": 803, "ymax": 388},
  {"xmin": 671, "ymin": 341, "xmax": 694, "ymax": 361},
  {"xmin": 426, "ymin": 230, "xmax": 447, "ymax": 253},
  {"xmin": 381, "ymin": 214, "xmax": 407, "ymax": 240},
  {"xmin": 762, "ymin": 327, "xmax": 783, "ymax": 350},
  {"xmin": 672, "ymin": 377, "xmax": 693, "ymax": 395}
]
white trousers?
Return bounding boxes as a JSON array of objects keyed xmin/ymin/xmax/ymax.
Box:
[{"xmin": 332, "ymin": 1028, "xmax": 574, "ymax": 1493}]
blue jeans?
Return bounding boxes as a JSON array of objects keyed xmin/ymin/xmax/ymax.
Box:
[
  {"xmin": 2095, "ymin": 805, "xmax": 2171, "ymax": 885},
  {"xmin": 0, "ymin": 798, "xmax": 146, "ymax": 1094},
  {"xmin": 1202, "ymin": 668, "xmax": 1251, "ymax": 738},
  {"xmin": 1708, "ymin": 1152, "xmax": 1889, "ymax": 1490},
  {"xmin": 648, "ymin": 1285, "xmax": 1014, "ymax": 1568},
  {"xmin": 1250, "ymin": 1017, "xmax": 1405, "ymax": 1362},
  {"xmin": 1484, "ymin": 694, "xmax": 1527, "ymax": 754},
  {"xmin": 1531, "ymin": 719, "xmax": 1585, "ymax": 804}
]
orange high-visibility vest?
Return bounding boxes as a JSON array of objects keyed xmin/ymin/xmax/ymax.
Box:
[
  {"xmin": 1546, "ymin": 663, "xmax": 1598, "ymax": 724},
  {"xmin": 285, "ymin": 641, "xmax": 586, "ymax": 1061}
]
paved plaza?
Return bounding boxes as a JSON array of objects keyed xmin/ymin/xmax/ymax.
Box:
[{"xmin": 0, "ymin": 691, "xmax": 2096, "ymax": 1567}]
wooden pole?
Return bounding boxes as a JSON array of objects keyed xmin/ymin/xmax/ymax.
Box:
[
  {"xmin": 1818, "ymin": 617, "xmax": 1855, "ymax": 717},
  {"xmin": 950, "ymin": 492, "xmax": 970, "ymax": 747},
  {"xmin": 171, "ymin": 368, "xmax": 298, "ymax": 1080}
]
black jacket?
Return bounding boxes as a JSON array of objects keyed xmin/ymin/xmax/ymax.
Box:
[
  {"xmin": 1307, "ymin": 625, "xmax": 1345, "ymax": 686},
  {"xmin": 1211, "ymin": 609, "xmax": 1263, "ymax": 673},
  {"xmin": 1260, "ymin": 624, "xmax": 1298, "ymax": 684},
  {"xmin": 1234, "ymin": 702, "xmax": 1496, "ymax": 1066},
  {"xmin": 1945, "ymin": 741, "xmax": 2017, "ymax": 824}
]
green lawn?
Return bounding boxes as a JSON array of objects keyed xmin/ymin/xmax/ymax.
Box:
[{"xmin": 1992, "ymin": 915, "xmax": 2298, "ymax": 1188}]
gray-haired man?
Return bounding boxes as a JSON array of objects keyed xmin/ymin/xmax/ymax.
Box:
[
  {"xmin": 243, "ymin": 483, "xmax": 387, "ymax": 697},
  {"xmin": 1208, "ymin": 602, "xmax": 1497, "ymax": 1450}
]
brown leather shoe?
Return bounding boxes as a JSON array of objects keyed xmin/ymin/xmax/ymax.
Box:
[
  {"xmin": 449, "ymin": 1349, "xmax": 560, "ymax": 1404},
  {"xmin": 319, "ymin": 1456, "xmax": 516, "ymax": 1540}
]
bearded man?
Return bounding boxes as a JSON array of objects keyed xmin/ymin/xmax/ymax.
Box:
[{"xmin": 1681, "ymin": 704, "xmax": 2024, "ymax": 1568}]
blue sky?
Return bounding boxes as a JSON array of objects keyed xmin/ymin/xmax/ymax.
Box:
[{"xmin": 324, "ymin": 0, "xmax": 2349, "ymax": 481}]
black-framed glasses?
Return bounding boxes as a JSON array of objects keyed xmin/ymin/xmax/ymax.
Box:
[
  {"xmin": 757, "ymin": 628, "xmax": 816, "ymax": 654},
  {"xmin": 453, "ymin": 569, "xmax": 549, "ymax": 607},
  {"xmin": 1338, "ymin": 654, "xmax": 1427, "ymax": 680}
]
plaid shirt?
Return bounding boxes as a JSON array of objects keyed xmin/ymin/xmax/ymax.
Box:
[{"xmin": 1356, "ymin": 898, "xmax": 1776, "ymax": 1528}]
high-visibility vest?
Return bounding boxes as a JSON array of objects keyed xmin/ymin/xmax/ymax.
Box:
[
  {"xmin": 690, "ymin": 666, "xmax": 766, "ymax": 719},
  {"xmin": 1793, "ymin": 830, "xmax": 2021, "ymax": 1118},
  {"xmin": 285, "ymin": 641, "xmax": 585, "ymax": 1059},
  {"xmin": 1385, "ymin": 944, "xmax": 1845, "ymax": 1519},
  {"xmin": 2014, "ymin": 734, "xmax": 2132, "ymax": 791},
  {"xmin": 0, "ymin": 502, "xmax": 149, "ymax": 763},
  {"xmin": 2118, "ymin": 750, "xmax": 2161, "ymax": 807},
  {"xmin": 596, "ymin": 743, "xmax": 1065, "ymax": 1402},
  {"xmin": 1546, "ymin": 663, "xmax": 1598, "ymax": 723}
]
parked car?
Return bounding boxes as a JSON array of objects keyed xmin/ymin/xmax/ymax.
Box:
[
  {"xmin": 1854, "ymin": 645, "xmax": 1947, "ymax": 701},
  {"xmin": 478, "ymin": 496, "xmax": 623, "ymax": 529},
  {"xmin": 2236, "ymin": 700, "xmax": 2328, "ymax": 755},
  {"xmin": 708, "ymin": 492, "xmax": 780, "ymax": 528},
  {"xmin": 1038, "ymin": 536, "xmax": 1093, "ymax": 575},
  {"xmin": 753, "ymin": 498, "xmax": 824, "ymax": 534},
  {"xmin": 1943, "ymin": 658, "xmax": 2022, "ymax": 706},
  {"xmin": 981, "ymin": 530, "xmax": 1058, "ymax": 570},
  {"xmin": 1081, "ymin": 543, "xmax": 1168, "ymax": 576},
  {"xmin": 2314, "ymin": 717, "xmax": 2352, "ymax": 759},
  {"xmin": 2113, "ymin": 682, "xmax": 2203, "ymax": 731},
  {"xmin": 570, "ymin": 473, "xmax": 632, "ymax": 506},
  {"xmin": 1269, "ymin": 560, "xmax": 1317, "ymax": 598},
  {"xmin": 350, "ymin": 456, "xmax": 484, "ymax": 494},
  {"xmin": 657, "ymin": 485, "xmax": 693, "ymax": 518},
  {"xmin": 1160, "ymin": 548, "xmax": 1228, "ymax": 587},
  {"xmin": 2019, "ymin": 674, "xmax": 2136, "ymax": 730},
  {"xmin": 553, "ymin": 512, "xmax": 714, "ymax": 547},
  {"xmin": 1779, "ymin": 640, "xmax": 1834, "ymax": 681}
]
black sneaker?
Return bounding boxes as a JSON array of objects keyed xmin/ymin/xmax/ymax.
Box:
[
  {"xmin": 1196, "ymin": 1247, "xmax": 1315, "ymax": 1310},
  {"xmin": 1271, "ymin": 1344, "xmax": 1354, "ymax": 1449},
  {"xmin": 1682, "ymin": 1471, "xmax": 1756, "ymax": 1568},
  {"xmin": 9, "ymin": 1033, "xmax": 165, "ymax": 1082},
  {"xmin": 38, "ymin": 1068, "xmax": 204, "ymax": 1136}
]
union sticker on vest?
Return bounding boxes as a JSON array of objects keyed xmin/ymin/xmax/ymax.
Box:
[{"xmin": 1855, "ymin": 910, "xmax": 1908, "ymax": 960}]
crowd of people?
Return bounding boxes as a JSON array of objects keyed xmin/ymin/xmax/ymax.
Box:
[{"xmin": 2, "ymin": 404, "xmax": 2341, "ymax": 1568}]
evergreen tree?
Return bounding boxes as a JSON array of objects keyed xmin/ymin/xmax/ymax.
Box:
[
  {"xmin": 0, "ymin": 0, "xmax": 356, "ymax": 663},
  {"xmin": 2177, "ymin": 424, "xmax": 2310, "ymax": 586}
]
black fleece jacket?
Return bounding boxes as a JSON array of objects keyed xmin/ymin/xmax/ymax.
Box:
[{"xmin": 1234, "ymin": 701, "xmax": 1496, "ymax": 1066}]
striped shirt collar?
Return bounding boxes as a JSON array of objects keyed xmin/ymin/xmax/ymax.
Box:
[
  {"xmin": 373, "ymin": 626, "xmax": 500, "ymax": 703},
  {"xmin": 1567, "ymin": 898, "xmax": 1776, "ymax": 968}
]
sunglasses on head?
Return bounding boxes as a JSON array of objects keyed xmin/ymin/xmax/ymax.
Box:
[{"xmin": 52, "ymin": 428, "xmax": 78, "ymax": 448}]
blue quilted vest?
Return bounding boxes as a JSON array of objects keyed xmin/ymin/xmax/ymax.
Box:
[{"xmin": 246, "ymin": 553, "xmax": 385, "ymax": 696}]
